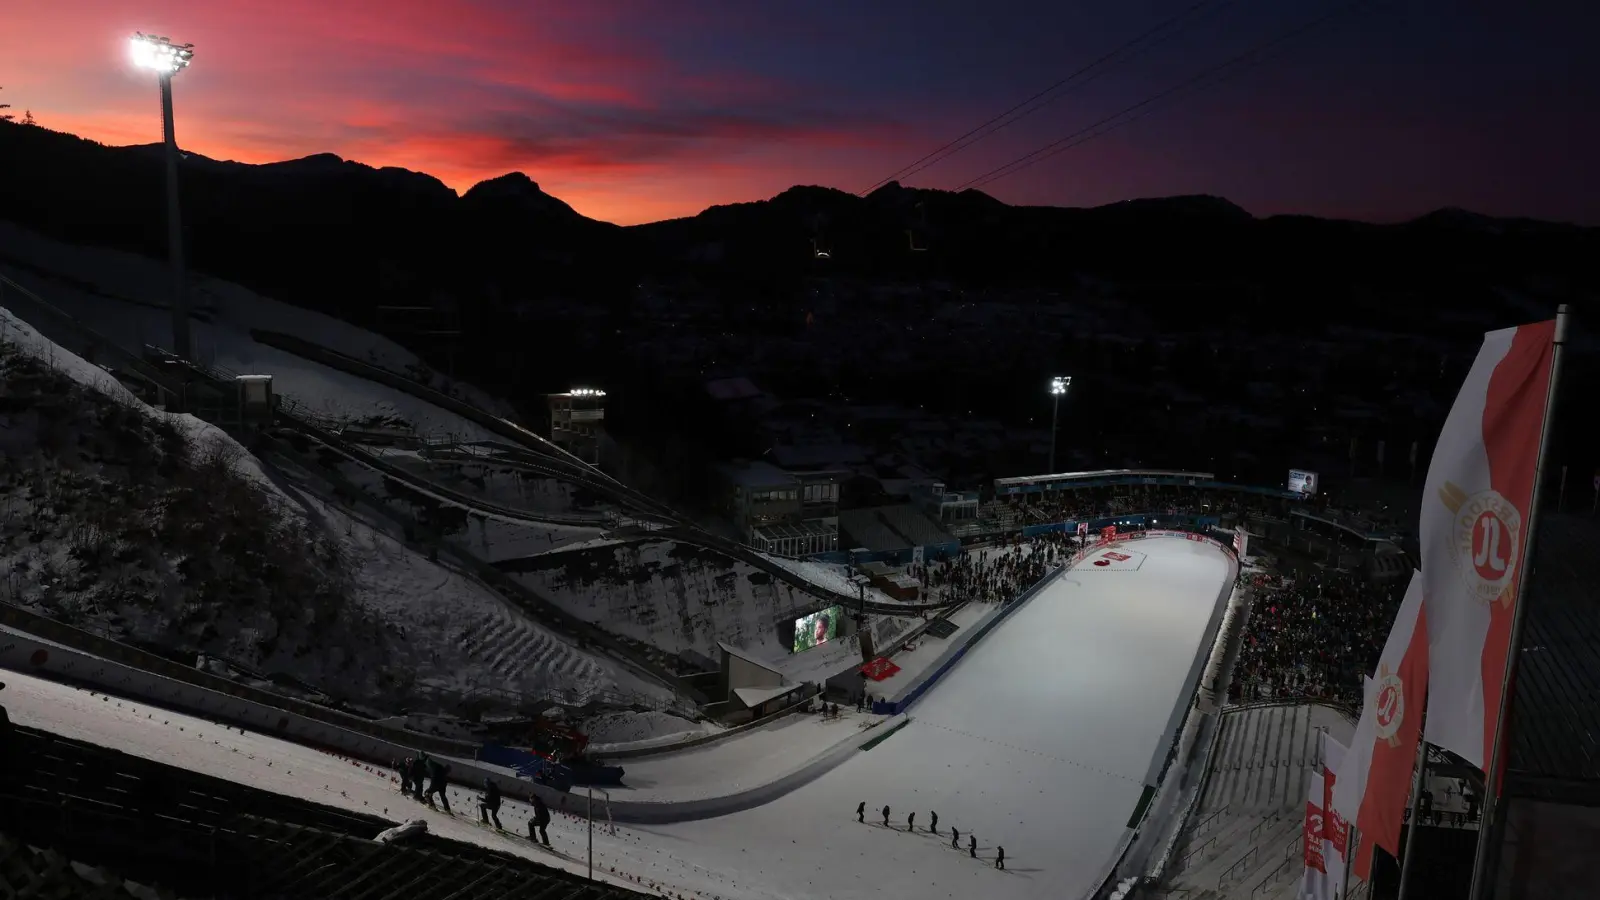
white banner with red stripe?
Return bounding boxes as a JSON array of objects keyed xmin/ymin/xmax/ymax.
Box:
[
  {"xmin": 1331, "ymin": 572, "xmax": 1429, "ymax": 881},
  {"xmin": 1418, "ymin": 319, "xmax": 1557, "ymax": 770}
]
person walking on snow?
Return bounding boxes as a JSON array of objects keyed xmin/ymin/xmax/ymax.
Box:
[
  {"xmin": 996, "ymin": 846, "xmax": 1005, "ymax": 870},
  {"xmin": 529, "ymin": 793, "xmax": 552, "ymax": 846},
  {"xmin": 951, "ymin": 827, "xmax": 960, "ymax": 849},
  {"xmin": 929, "ymin": 811, "xmax": 938, "ymax": 834},
  {"xmin": 479, "ymin": 777, "xmax": 502, "ymax": 829},
  {"xmin": 856, "ymin": 801, "xmax": 865, "ymax": 823},
  {"xmin": 882, "ymin": 805, "xmax": 891, "ymax": 827},
  {"xmin": 907, "ymin": 811, "xmax": 915, "ymax": 832},
  {"xmin": 969, "ymin": 835, "xmax": 977, "ymax": 858},
  {"xmin": 398, "ymin": 757, "xmax": 413, "ymax": 796},
  {"xmin": 409, "ymin": 756, "xmax": 430, "ymax": 801},
  {"xmin": 425, "ymin": 758, "xmax": 451, "ymax": 813}
]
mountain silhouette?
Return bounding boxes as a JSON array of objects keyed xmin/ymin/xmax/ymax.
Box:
[{"xmin": 0, "ymin": 120, "xmax": 1592, "ymax": 401}]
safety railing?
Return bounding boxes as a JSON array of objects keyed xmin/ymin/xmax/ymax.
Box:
[
  {"xmin": 1221, "ymin": 695, "xmax": 1359, "ymax": 724},
  {"xmin": 1251, "ymin": 857, "xmax": 1293, "ymax": 899},
  {"xmin": 1169, "ymin": 834, "xmax": 1217, "ymax": 876},
  {"xmin": 1220, "ymin": 840, "xmax": 1263, "ymax": 889},
  {"xmin": 1188, "ymin": 803, "xmax": 1231, "ymax": 837}
]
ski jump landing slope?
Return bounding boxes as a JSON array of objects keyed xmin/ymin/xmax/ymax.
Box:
[
  {"xmin": 1, "ymin": 537, "xmax": 1232, "ymax": 900},
  {"xmin": 649, "ymin": 536, "xmax": 1235, "ymax": 900}
]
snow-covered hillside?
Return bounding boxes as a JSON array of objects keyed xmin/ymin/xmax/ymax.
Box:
[
  {"xmin": 0, "ymin": 221, "xmax": 501, "ymax": 438},
  {"xmin": 505, "ymin": 539, "xmax": 837, "ymax": 667},
  {"xmin": 0, "ymin": 304, "xmax": 675, "ymax": 718}
]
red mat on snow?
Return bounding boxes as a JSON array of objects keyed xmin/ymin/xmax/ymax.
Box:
[{"xmin": 860, "ymin": 657, "xmax": 902, "ymax": 681}]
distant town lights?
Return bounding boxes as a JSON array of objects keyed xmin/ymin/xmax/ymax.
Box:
[
  {"xmin": 569, "ymin": 388, "xmax": 606, "ymax": 398},
  {"xmin": 1050, "ymin": 376, "xmax": 1071, "ymax": 396},
  {"xmin": 130, "ymin": 33, "xmax": 194, "ymax": 75}
]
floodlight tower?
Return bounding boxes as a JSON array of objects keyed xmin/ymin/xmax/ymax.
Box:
[
  {"xmin": 1048, "ymin": 376, "xmax": 1071, "ymax": 474},
  {"xmin": 131, "ymin": 32, "xmax": 195, "ymax": 364}
]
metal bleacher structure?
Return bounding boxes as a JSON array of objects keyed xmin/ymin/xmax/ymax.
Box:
[
  {"xmin": 0, "ymin": 722, "xmax": 654, "ymax": 900},
  {"xmin": 837, "ymin": 505, "xmax": 956, "ymax": 554},
  {"xmin": 1157, "ymin": 701, "xmax": 1357, "ymax": 900}
]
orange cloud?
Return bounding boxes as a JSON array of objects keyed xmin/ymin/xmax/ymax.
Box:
[{"xmin": 2, "ymin": 0, "xmax": 921, "ymax": 224}]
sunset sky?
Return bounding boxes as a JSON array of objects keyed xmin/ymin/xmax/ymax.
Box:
[{"xmin": 4, "ymin": 0, "xmax": 1596, "ymax": 225}]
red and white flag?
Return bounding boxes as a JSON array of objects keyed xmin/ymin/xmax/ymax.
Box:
[
  {"xmin": 1418, "ymin": 319, "xmax": 1557, "ymax": 770},
  {"xmin": 1331, "ymin": 571, "xmax": 1429, "ymax": 880},
  {"xmin": 1322, "ymin": 732, "xmax": 1351, "ymax": 898},
  {"xmin": 1302, "ymin": 768, "xmax": 1330, "ymax": 898}
]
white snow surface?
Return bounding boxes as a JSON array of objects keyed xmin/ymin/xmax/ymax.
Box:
[
  {"xmin": 278, "ymin": 483, "xmax": 673, "ymax": 709},
  {"xmin": 0, "ymin": 304, "xmax": 282, "ymax": 500},
  {"xmin": 509, "ymin": 539, "xmax": 844, "ymax": 667},
  {"xmin": 607, "ymin": 709, "xmax": 882, "ymax": 802},
  {"xmin": 1, "ymin": 301, "xmax": 671, "ymax": 717},
  {"xmin": 0, "ymin": 223, "xmax": 498, "ymax": 439},
  {"xmin": 584, "ymin": 710, "xmax": 723, "ymax": 754},
  {"xmin": 760, "ymin": 556, "xmax": 901, "ymax": 605},
  {"xmin": 5, "ymin": 536, "xmax": 1233, "ymax": 900}
]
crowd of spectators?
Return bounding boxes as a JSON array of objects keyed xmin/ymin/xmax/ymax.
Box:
[
  {"xmin": 910, "ymin": 530, "xmax": 1073, "ymax": 606},
  {"xmin": 991, "ymin": 484, "xmax": 1301, "ymax": 530},
  {"xmin": 1232, "ymin": 568, "xmax": 1402, "ymax": 708}
]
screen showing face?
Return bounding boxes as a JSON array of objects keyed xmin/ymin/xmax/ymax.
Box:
[
  {"xmin": 792, "ymin": 606, "xmax": 842, "ymax": 653},
  {"xmin": 1289, "ymin": 470, "xmax": 1319, "ymax": 496}
]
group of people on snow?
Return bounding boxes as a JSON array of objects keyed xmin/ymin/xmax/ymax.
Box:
[
  {"xmin": 856, "ymin": 801, "xmax": 1005, "ymax": 869},
  {"xmin": 911, "ymin": 535, "xmax": 1061, "ymax": 608},
  {"xmin": 395, "ymin": 753, "xmax": 552, "ymax": 846}
]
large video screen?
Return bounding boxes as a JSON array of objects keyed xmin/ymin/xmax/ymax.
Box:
[
  {"xmin": 1289, "ymin": 469, "xmax": 1320, "ymax": 496},
  {"xmin": 793, "ymin": 605, "xmax": 843, "ymax": 653}
]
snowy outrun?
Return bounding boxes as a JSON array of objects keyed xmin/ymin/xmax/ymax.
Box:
[{"xmin": 3, "ymin": 536, "xmax": 1232, "ymax": 900}]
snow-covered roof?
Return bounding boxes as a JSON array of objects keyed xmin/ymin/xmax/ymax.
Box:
[
  {"xmin": 732, "ymin": 684, "xmax": 804, "ymax": 708},
  {"xmin": 717, "ymin": 641, "xmax": 785, "ymax": 679}
]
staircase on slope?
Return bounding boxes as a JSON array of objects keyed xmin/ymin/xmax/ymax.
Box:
[{"xmin": 1165, "ymin": 704, "xmax": 1331, "ymax": 899}]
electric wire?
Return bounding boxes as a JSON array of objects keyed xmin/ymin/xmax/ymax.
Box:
[
  {"xmin": 955, "ymin": 0, "xmax": 1379, "ymax": 192},
  {"xmin": 857, "ymin": 0, "xmax": 1231, "ymax": 195}
]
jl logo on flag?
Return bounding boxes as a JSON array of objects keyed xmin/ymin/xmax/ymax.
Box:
[
  {"xmin": 1373, "ymin": 663, "xmax": 1407, "ymax": 749},
  {"xmin": 1438, "ymin": 481, "xmax": 1521, "ymax": 609}
]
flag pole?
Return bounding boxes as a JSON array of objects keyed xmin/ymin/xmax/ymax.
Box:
[
  {"xmin": 1465, "ymin": 305, "xmax": 1570, "ymax": 900},
  {"xmin": 1341, "ymin": 823, "xmax": 1357, "ymax": 899},
  {"xmin": 1395, "ymin": 704, "xmax": 1430, "ymax": 900}
]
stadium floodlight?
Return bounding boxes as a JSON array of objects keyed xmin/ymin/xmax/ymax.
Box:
[
  {"xmin": 130, "ymin": 33, "xmax": 194, "ymax": 74},
  {"xmin": 131, "ymin": 31, "xmax": 196, "ymax": 370},
  {"xmin": 1048, "ymin": 376, "xmax": 1071, "ymax": 474}
]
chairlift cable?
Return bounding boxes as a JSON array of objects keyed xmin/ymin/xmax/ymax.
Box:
[
  {"xmin": 857, "ymin": 0, "xmax": 1228, "ymax": 196},
  {"xmin": 954, "ymin": 0, "xmax": 1380, "ymax": 192}
]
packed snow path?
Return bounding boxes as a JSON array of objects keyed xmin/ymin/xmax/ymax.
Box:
[
  {"xmin": 1, "ymin": 537, "xmax": 1232, "ymax": 900},
  {"xmin": 650, "ymin": 536, "xmax": 1234, "ymax": 900}
]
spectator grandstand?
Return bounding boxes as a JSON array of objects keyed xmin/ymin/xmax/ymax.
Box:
[{"xmin": 1232, "ymin": 570, "xmax": 1402, "ymax": 708}]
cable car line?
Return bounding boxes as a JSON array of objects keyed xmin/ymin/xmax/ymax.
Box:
[
  {"xmin": 858, "ymin": 0, "xmax": 1230, "ymax": 196},
  {"xmin": 954, "ymin": 0, "xmax": 1380, "ymax": 193}
]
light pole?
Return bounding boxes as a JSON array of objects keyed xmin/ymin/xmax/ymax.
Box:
[
  {"xmin": 1048, "ymin": 376, "xmax": 1071, "ymax": 474},
  {"xmin": 130, "ymin": 32, "xmax": 195, "ymax": 365},
  {"xmin": 586, "ymin": 784, "xmax": 613, "ymax": 881}
]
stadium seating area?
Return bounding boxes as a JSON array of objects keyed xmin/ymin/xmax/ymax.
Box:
[
  {"xmin": 949, "ymin": 483, "xmax": 1301, "ymax": 538},
  {"xmin": 1232, "ymin": 570, "xmax": 1401, "ymax": 709}
]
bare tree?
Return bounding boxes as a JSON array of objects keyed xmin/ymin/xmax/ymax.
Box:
[
  {"xmin": 0, "ymin": 86, "xmax": 12, "ymax": 122},
  {"xmin": 21, "ymin": 110, "xmax": 35, "ymax": 126}
]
